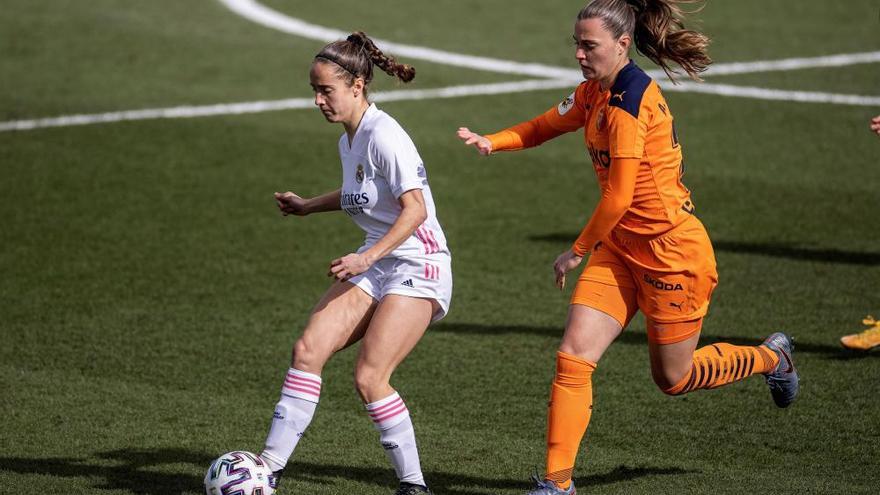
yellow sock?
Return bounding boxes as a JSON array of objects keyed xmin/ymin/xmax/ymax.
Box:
[
  {"xmin": 545, "ymin": 351, "xmax": 596, "ymax": 489},
  {"xmin": 665, "ymin": 343, "xmax": 778, "ymax": 395}
]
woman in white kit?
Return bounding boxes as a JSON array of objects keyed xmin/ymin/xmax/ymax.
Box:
[{"xmin": 262, "ymin": 32, "xmax": 451, "ymax": 495}]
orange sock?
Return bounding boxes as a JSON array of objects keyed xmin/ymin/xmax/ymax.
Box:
[
  {"xmin": 545, "ymin": 351, "xmax": 596, "ymax": 489},
  {"xmin": 664, "ymin": 343, "xmax": 779, "ymax": 395}
]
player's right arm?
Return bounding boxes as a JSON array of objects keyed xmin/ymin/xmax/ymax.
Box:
[
  {"xmin": 275, "ymin": 188, "xmax": 342, "ymax": 216},
  {"xmin": 457, "ymin": 83, "xmax": 591, "ymax": 155},
  {"xmin": 871, "ymin": 114, "xmax": 880, "ymax": 136}
]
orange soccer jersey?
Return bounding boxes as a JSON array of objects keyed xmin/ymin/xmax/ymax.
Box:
[
  {"xmin": 487, "ymin": 60, "xmax": 716, "ymax": 330},
  {"xmin": 487, "ymin": 60, "xmax": 694, "ymax": 253}
]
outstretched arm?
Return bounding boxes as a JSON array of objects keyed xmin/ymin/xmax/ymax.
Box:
[
  {"xmin": 456, "ymin": 127, "xmax": 493, "ymax": 155},
  {"xmin": 457, "ymin": 111, "xmax": 577, "ymax": 155},
  {"xmin": 485, "ymin": 112, "xmax": 573, "ymax": 151},
  {"xmin": 457, "ymin": 85, "xmax": 589, "ymax": 155},
  {"xmin": 274, "ymin": 189, "xmax": 342, "ymax": 216}
]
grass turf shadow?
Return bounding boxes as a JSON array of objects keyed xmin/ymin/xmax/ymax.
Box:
[
  {"xmin": 432, "ymin": 322, "xmax": 866, "ymax": 360},
  {"xmin": 274, "ymin": 460, "xmax": 697, "ymax": 494},
  {"xmin": 0, "ymin": 449, "xmax": 696, "ymax": 495},
  {"xmin": 577, "ymin": 464, "xmax": 698, "ymax": 488},
  {"xmin": 0, "ymin": 448, "xmax": 212, "ymax": 495},
  {"xmin": 529, "ymin": 233, "xmax": 880, "ymax": 266}
]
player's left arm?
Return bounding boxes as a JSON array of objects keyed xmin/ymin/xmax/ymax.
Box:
[
  {"xmin": 329, "ymin": 189, "xmax": 427, "ymax": 281},
  {"xmin": 553, "ymin": 157, "xmax": 639, "ymax": 289},
  {"xmin": 871, "ymin": 114, "xmax": 880, "ymax": 136}
]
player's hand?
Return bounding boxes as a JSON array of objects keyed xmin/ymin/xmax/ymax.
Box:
[
  {"xmin": 328, "ymin": 253, "xmax": 372, "ymax": 281},
  {"xmin": 456, "ymin": 127, "xmax": 493, "ymax": 155},
  {"xmin": 871, "ymin": 115, "xmax": 880, "ymax": 137},
  {"xmin": 553, "ymin": 249, "xmax": 584, "ymax": 291},
  {"xmin": 275, "ymin": 191, "xmax": 310, "ymax": 216}
]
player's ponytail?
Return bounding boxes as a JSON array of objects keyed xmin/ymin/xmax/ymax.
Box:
[
  {"xmin": 578, "ymin": 0, "xmax": 711, "ymax": 82},
  {"xmin": 314, "ymin": 31, "xmax": 416, "ymax": 97},
  {"xmin": 346, "ymin": 31, "xmax": 416, "ymax": 83}
]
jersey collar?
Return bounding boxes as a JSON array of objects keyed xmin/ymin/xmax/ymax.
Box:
[{"xmin": 346, "ymin": 103, "xmax": 379, "ymax": 150}]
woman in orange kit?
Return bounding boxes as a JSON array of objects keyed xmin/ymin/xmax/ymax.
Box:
[{"xmin": 457, "ymin": 1, "xmax": 799, "ymax": 493}]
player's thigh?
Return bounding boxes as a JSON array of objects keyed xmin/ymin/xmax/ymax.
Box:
[
  {"xmin": 355, "ymin": 294, "xmax": 436, "ymax": 381},
  {"xmin": 295, "ymin": 281, "xmax": 378, "ymax": 368},
  {"xmin": 565, "ymin": 244, "xmax": 639, "ymax": 362},
  {"xmin": 571, "ymin": 242, "xmax": 639, "ymax": 329},
  {"xmin": 560, "ymin": 302, "xmax": 629, "ymax": 363}
]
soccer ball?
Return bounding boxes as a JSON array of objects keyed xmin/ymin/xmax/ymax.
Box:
[{"xmin": 204, "ymin": 451, "xmax": 275, "ymax": 495}]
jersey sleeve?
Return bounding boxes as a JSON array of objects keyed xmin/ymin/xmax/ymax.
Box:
[
  {"xmin": 369, "ymin": 129, "xmax": 426, "ymax": 199},
  {"xmin": 486, "ymin": 82, "xmax": 591, "ymax": 152},
  {"xmin": 571, "ymin": 157, "xmax": 639, "ymax": 256}
]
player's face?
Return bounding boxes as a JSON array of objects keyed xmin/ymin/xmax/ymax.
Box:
[
  {"xmin": 310, "ymin": 61, "xmax": 358, "ymax": 123},
  {"xmin": 573, "ymin": 17, "xmax": 629, "ymax": 86}
]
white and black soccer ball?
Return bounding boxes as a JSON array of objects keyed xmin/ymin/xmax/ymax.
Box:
[{"xmin": 204, "ymin": 451, "xmax": 275, "ymax": 495}]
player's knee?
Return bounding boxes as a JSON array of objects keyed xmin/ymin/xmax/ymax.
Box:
[
  {"xmin": 291, "ymin": 337, "xmax": 322, "ymax": 373},
  {"xmin": 558, "ymin": 341, "xmax": 578, "ymax": 357},
  {"xmin": 658, "ymin": 382, "xmax": 682, "ymax": 396},
  {"xmin": 653, "ymin": 368, "xmax": 688, "ymax": 395},
  {"xmin": 353, "ymin": 366, "xmax": 388, "ymax": 399}
]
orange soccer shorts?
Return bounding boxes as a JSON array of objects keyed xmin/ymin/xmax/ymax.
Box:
[{"xmin": 571, "ymin": 215, "xmax": 719, "ymax": 344}]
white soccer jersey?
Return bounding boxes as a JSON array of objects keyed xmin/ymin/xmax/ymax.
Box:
[{"xmin": 338, "ymin": 103, "xmax": 449, "ymax": 260}]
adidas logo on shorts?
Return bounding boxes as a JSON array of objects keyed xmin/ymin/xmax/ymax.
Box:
[{"xmin": 401, "ymin": 279, "xmax": 414, "ymax": 288}]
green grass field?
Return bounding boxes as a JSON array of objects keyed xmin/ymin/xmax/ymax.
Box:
[{"xmin": 1, "ymin": 1, "xmax": 879, "ymax": 494}]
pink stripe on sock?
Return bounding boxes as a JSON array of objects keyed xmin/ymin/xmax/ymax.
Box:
[
  {"xmin": 368, "ymin": 397, "xmax": 403, "ymax": 416},
  {"xmin": 283, "ymin": 385, "xmax": 320, "ymax": 398},
  {"xmin": 284, "ymin": 379, "xmax": 320, "ymax": 395},
  {"xmin": 371, "ymin": 403, "xmax": 408, "ymax": 423},
  {"xmin": 286, "ymin": 373, "xmax": 321, "ymax": 388}
]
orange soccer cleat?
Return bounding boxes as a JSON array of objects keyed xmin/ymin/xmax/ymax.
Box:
[{"xmin": 840, "ymin": 316, "xmax": 880, "ymax": 351}]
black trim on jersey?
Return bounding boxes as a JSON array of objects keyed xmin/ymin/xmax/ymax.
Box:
[{"xmin": 608, "ymin": 60, "xmax": 653, "ymax": 120}]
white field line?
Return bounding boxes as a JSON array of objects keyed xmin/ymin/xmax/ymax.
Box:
[
  {"xmin": 219, "ymin": 0, "xmax": 880, "ymax": 81},
  {"xmin": 3, "ymin": 79, "xmax": 878, "ymax": 133},
  {"xmin": 666, "ymin": 82, "xmax": 880, "ymax": 106},
  {"xmin": 217, "ymin": 0, "xmax": 581, "ymax": 80},
  {"xmin": 1, "ymin": 0, "xmax": 878, "ymax": 132},
  {"xmin": 0, "ymin": 79, "xmax": 574, "ymax": 132},
  {"xmin": 703, "ymin": 51, "xmax": 880, "ymax": 76}
]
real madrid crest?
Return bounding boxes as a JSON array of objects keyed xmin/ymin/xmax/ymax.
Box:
[{"xmin": 355, "ymin": 164, "xmax": 365, "ymax": 184}]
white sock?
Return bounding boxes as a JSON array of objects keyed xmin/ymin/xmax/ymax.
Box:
[
  {"xmin": 261, "ymin": 368, "xmax": 322, "ymax": 472},
  {"xmin": 365, "ymin": 392, "xmax": 426, "ymax": 487}
]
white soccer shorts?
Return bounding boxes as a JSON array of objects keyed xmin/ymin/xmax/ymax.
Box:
[{"xmin": 349, "ymin": 255, "xmax": 452, "ymax": 322}]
